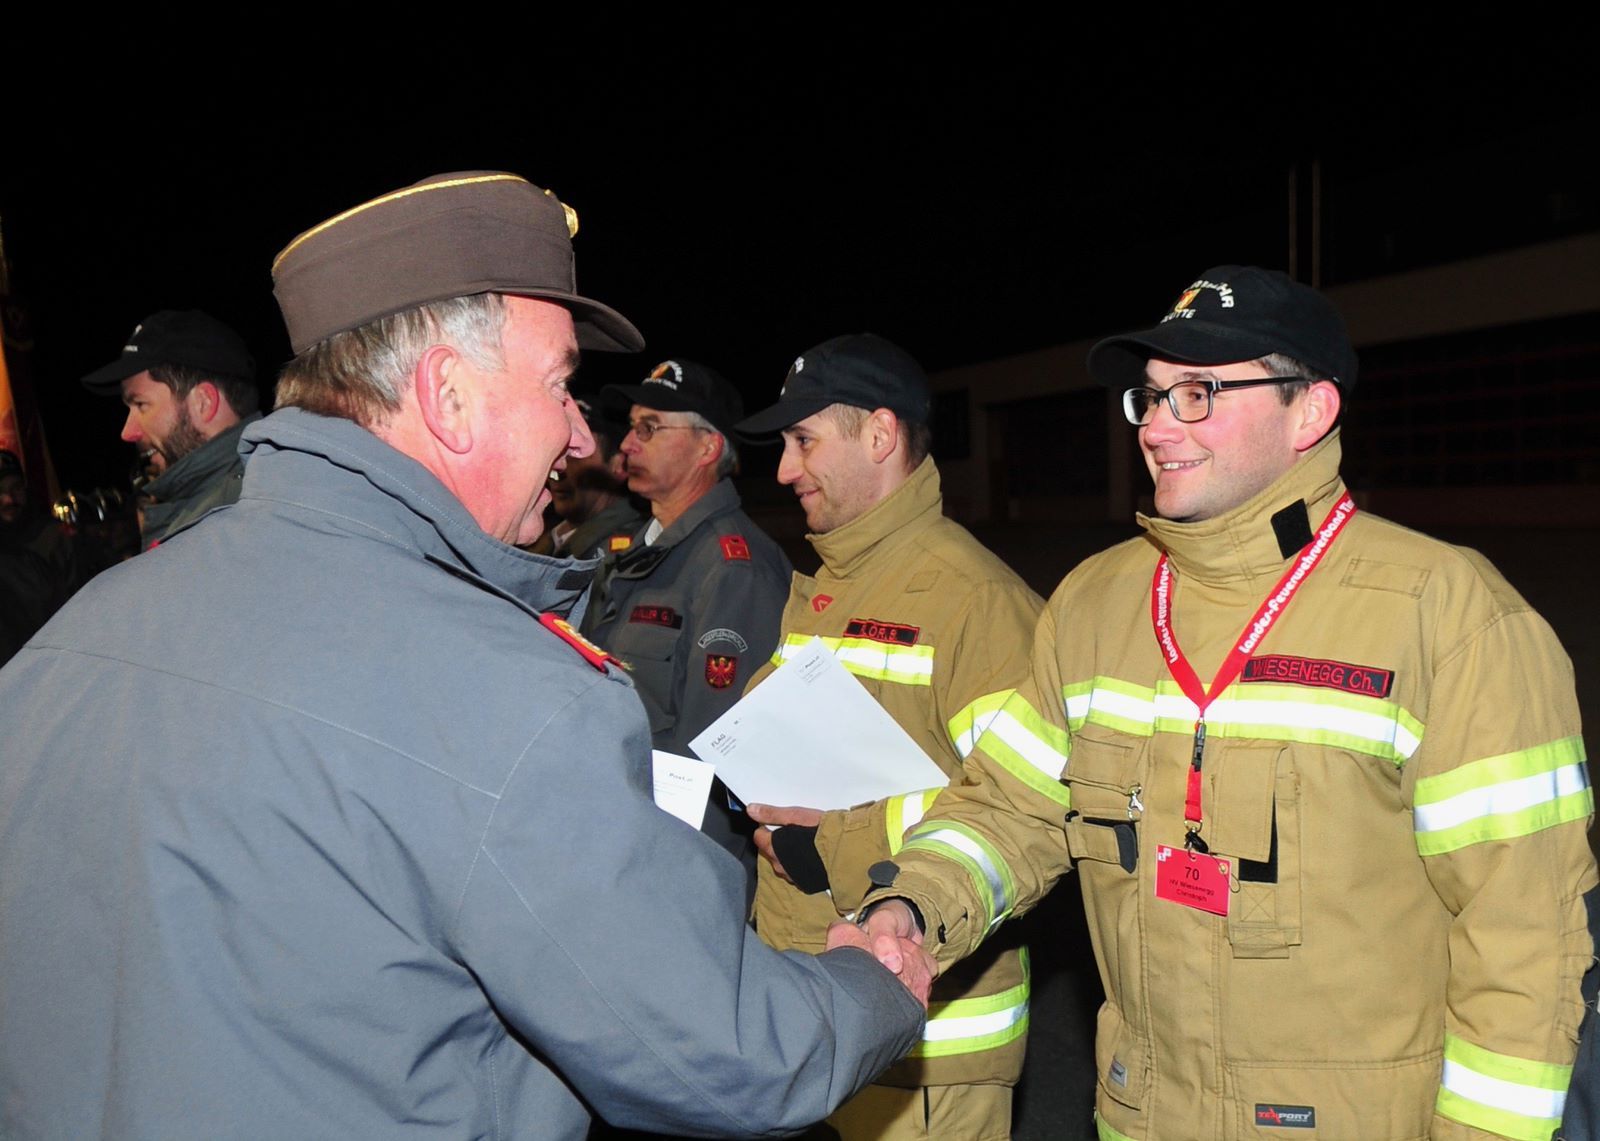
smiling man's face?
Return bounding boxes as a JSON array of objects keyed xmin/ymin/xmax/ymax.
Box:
[
  {"xmin": 120, "ymin": 372, "xmax": 204, "ymax": 476},
  {"xmin": 1138, "ymin": 358, "xmax": 1305, "ymax": 523}
]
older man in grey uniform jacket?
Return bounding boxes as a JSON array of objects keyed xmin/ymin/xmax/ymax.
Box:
[
  {"xmin": 584, "ymin": 358, "xmax": 792, "ymax": 876},
  {"xmin": 0, "ymin": 172, "xmax": 931, "ymax": 1140}
]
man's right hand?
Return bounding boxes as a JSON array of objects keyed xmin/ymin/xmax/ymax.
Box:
[
  {"xmin": 860, "ymin": 898, "xmax": 923, "ymax": 945},
  {"xmin": 825, "ymin": 918, "xmax": 937, "ymax": 1006}
]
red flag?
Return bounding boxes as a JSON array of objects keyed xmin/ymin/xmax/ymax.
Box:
[{"xmin": 0, "ymin": 326, "xmax": 18, "ymax": 459}]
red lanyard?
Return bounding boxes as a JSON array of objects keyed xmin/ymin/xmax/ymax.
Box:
[{"xmin": 1150, "ymin": 494, "xmax": 1357, "ymax": 849}]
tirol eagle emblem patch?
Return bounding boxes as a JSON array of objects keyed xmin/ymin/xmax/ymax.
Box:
[{"xmin": 705, "ymin": 654, "xmax": 738, "ymax": 689}]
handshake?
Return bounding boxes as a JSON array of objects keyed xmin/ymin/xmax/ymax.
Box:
[
  {"xmin": 826, "ymin": 900, "xmax": 939, "ymax": 1006},
  {"xmin": 747, "ymin": 804, "xmax": 939, "ymax": 1006}
]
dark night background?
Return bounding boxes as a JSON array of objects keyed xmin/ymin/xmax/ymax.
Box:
[
  {"xmin": 3, "ymin": 19, "xmax": 1598, "ymax": 1140},
  {"xmin": 3, "ymin": 17, "xmax": 1596, "ymax": 491}
]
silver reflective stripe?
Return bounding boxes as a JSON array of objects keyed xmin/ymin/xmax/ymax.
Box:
[
  {"xmin": 1414, "ymin": 763, "xmax": 1590, "ymax": 833},
  {"xmin": 922, "ymin": 999, "xmax": 1028, "ymax": 1042},
  {"xmin": 1441, "ymin": 1060, "xmax": 1566, "ymax": 1120},
  {"xmin": 910, "ymin": 826, "xmax": 1010, "ymax": 921},
  {"xmin": 985, "ymin": 709, "xmax": 1070, "ymax": 780}
]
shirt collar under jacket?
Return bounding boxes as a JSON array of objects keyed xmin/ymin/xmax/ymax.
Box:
[
  {"xmin": 238, "ymin": 408, "xmax": 595, "ymax": 620},
  {"xmin": 809, "ymin": 455, "xmax": 942, "ymax": 580},
  {"xmin": 1139, "ymin": 429, "xmax": 1348, "ymax": 589},
  {"xmin": 641, "ymin": 476, "xmax": 743, "ymax": 551}
]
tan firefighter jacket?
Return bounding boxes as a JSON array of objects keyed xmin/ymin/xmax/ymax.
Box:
[
  {"xmin": 750, "ymin": 458, "xmax": 1043, "ymax": 1088},
  {"xmin": 866, "ymin": 433, "xmax": 1597, "ymax": 1139}
]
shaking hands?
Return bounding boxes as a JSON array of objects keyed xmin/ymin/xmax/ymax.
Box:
[{"xmin": 825, "ymin": 899, "xmax": 938, "ymax": 1007}]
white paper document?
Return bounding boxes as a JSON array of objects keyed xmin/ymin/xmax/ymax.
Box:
[
  {"xmin": 688, "ymin": 637, "xmax": 949, "ymax": 810},
  {"xmin": 651, "ymin": 750, "xmax": 717, "ymax": 830}
]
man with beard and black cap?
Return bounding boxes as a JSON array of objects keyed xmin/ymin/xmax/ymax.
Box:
[
  {"xmin": 583, "ymin": 358, "xmax": 792, "ymax": 881},
  {"xmin": 855, "ymin": 266, "xmax": 1598, "ymax": 1141},
  {"xmin": 80, "ymin": 309, "xmax": 260, "ymax": 549}
]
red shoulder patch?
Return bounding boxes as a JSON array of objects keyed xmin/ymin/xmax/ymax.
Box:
[
  {"xmin": 812, "ymin": 593, "xmax": 834, "ymax": 613},
  {"xmin": 539, "ymin": 612, "xmax": 621, "ymax": 673},
  {"xmin": 720, "ymin": 534, "xmax": 751, "ymax": 562}
]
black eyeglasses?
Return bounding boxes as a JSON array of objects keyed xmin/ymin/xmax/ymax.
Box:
[
  {"xmin": 1121, "ymin": 377, "xmax": 1310, "ymax": 426},
  {"xmin": 627, "ymin": 418, "xmax": 706, "ymax": 443}
]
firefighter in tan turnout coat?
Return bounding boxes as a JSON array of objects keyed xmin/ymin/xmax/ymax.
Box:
[
  {"xmin": 738, "ymin": 334, "xmax": 1043, "ymax": 1140},
  {"xmin": 858, "ymin": 268, "xmax": 1599, "ymax": 1141}
]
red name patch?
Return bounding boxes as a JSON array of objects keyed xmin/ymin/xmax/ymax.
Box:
[
  {"xmin": 844, "ymin": 618, "xmax": 920, "ymax": 647},
  {"xmin": 720, "ymin": 535, "xmax": 751, "ymax": 561},
  {"xmin": 705, "ymin": 653, "xmax": 738, "ymax": 688},
  {"xmin": 629, "ymin": 605, "xmax": 683, "ymax": 629},
  {"xmin": 1240, "ymin": 654, "xmax": 1394, "ymax": 699}
]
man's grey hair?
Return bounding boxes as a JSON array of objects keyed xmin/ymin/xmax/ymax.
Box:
[
  {"xmin": 1255, "ymin": 352, "xmax": 1320, "ymax": 406},
  {"xmin": 684, "ymin": 411, "xmax": 738, "ymax": 478},
  {"xmin": 275, "ymin": 293, "xmax": 508, "ymax": 428}
]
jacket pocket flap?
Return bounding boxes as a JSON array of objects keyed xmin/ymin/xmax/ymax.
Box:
[{"xmin": 1206, "ymin": 743, "xmax": 1277, "ymax": 862}]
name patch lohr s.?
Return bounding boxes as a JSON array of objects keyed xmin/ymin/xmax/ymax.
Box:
[{"xmin": 843, "ymin": 618, "xmax": 920, "ymax": 647}]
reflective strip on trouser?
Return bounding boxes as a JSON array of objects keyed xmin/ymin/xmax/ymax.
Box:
[
  {"xmin": 1062, "ymin": 677, "xmax": 1424, "ymax": 764},
  {"xmin": 947, "ymin": 689, "xmax": 1015, "ymax": 758},
  {"xmin": 1413, "ymin": 735, "xmax": 1593, "ymax": 855},
  {"xmin": 970, "ymin": 692, "xmax": 1072, "ymax": 808},
  {"xmin": 775, "ymin": 633, "xmax": 935, "ymax": 686},
  {"xmin": 908, "ymin": 947, "xmax": 1030, "ymax": 1058},
  {"xmin": 1436, "ymin": 1033, "xmax": 1571, "ymax": 1141},
  {"xmin": 884, "ymin": 789, "xmax": 942, "ymax": 855},
  {"xmin": 901, "ymin": 821, "xmax": 1015, "ymax": 930},
  {"xmin": 1094, "ymin": 1111, "xmax": 1137, "ymax": 1141}
]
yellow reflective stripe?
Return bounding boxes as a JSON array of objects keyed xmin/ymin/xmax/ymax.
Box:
[
  {"xmin": 908, "ymin": 951, "xmax": 1030, "ymax": 1057},
  {"xmin": 979, "ymin": 715, "xmax": 1073, "ymax": 808},
  {"xmin": 884, "ymin": 788, "xmax": 941, "ymax": 856},
  {"xmin": 1414, "ymin": 737, "xmax": 1593, "ymax": 855},
  {"xmin": 972, "ymin": 692, "xmax": 1072, "ymax": 806},
  {"xmin": 947, "ymin": 689, "xmax": 1015, "ymax": 758},
  {"xmin": 1436, "ymin": 1033, "xmax": 1570, "ymax": 1140},
  {"xmin": 777, "ymin": 634, "xmax": 935, "ymax": 686},
  {"xmin": 1064, "ymin": 677, "xmax": 1156, "ymax": 737},
  {"xmin": 1094, "ymin": 1111, "xmax": 1138, "ymax": 1141},
  {"xmin": 902, "ymin": 821, "xmax": 1014, "ymax": 929},
  {"xmin": 1062, "ymin": 677, "xmax": 1425, "ymax": 763}
]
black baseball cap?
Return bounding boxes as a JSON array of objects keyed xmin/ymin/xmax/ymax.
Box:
[
  {"xmin": 81, "ymin": 310, "xmax": 256, "ymax": 395},
  {"xmin": 600, "ymin": 358, "xmax": 745, "ymax": 437},
  {"xmin": 1087, "ymin": 266, "xmax": 1358, "ymax": 392},
  {"xmin": 736, "ymin": 333, "xmax": 931, "ymax": 437}
]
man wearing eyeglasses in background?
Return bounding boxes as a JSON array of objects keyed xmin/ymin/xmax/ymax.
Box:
[
  {"xmin": 584, "ymin": 359, "xmax": 791, "ymax": 883},
  {"xmin": 857, "ymin": 266, "xmax": 1599, "ymax": 1141}
]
